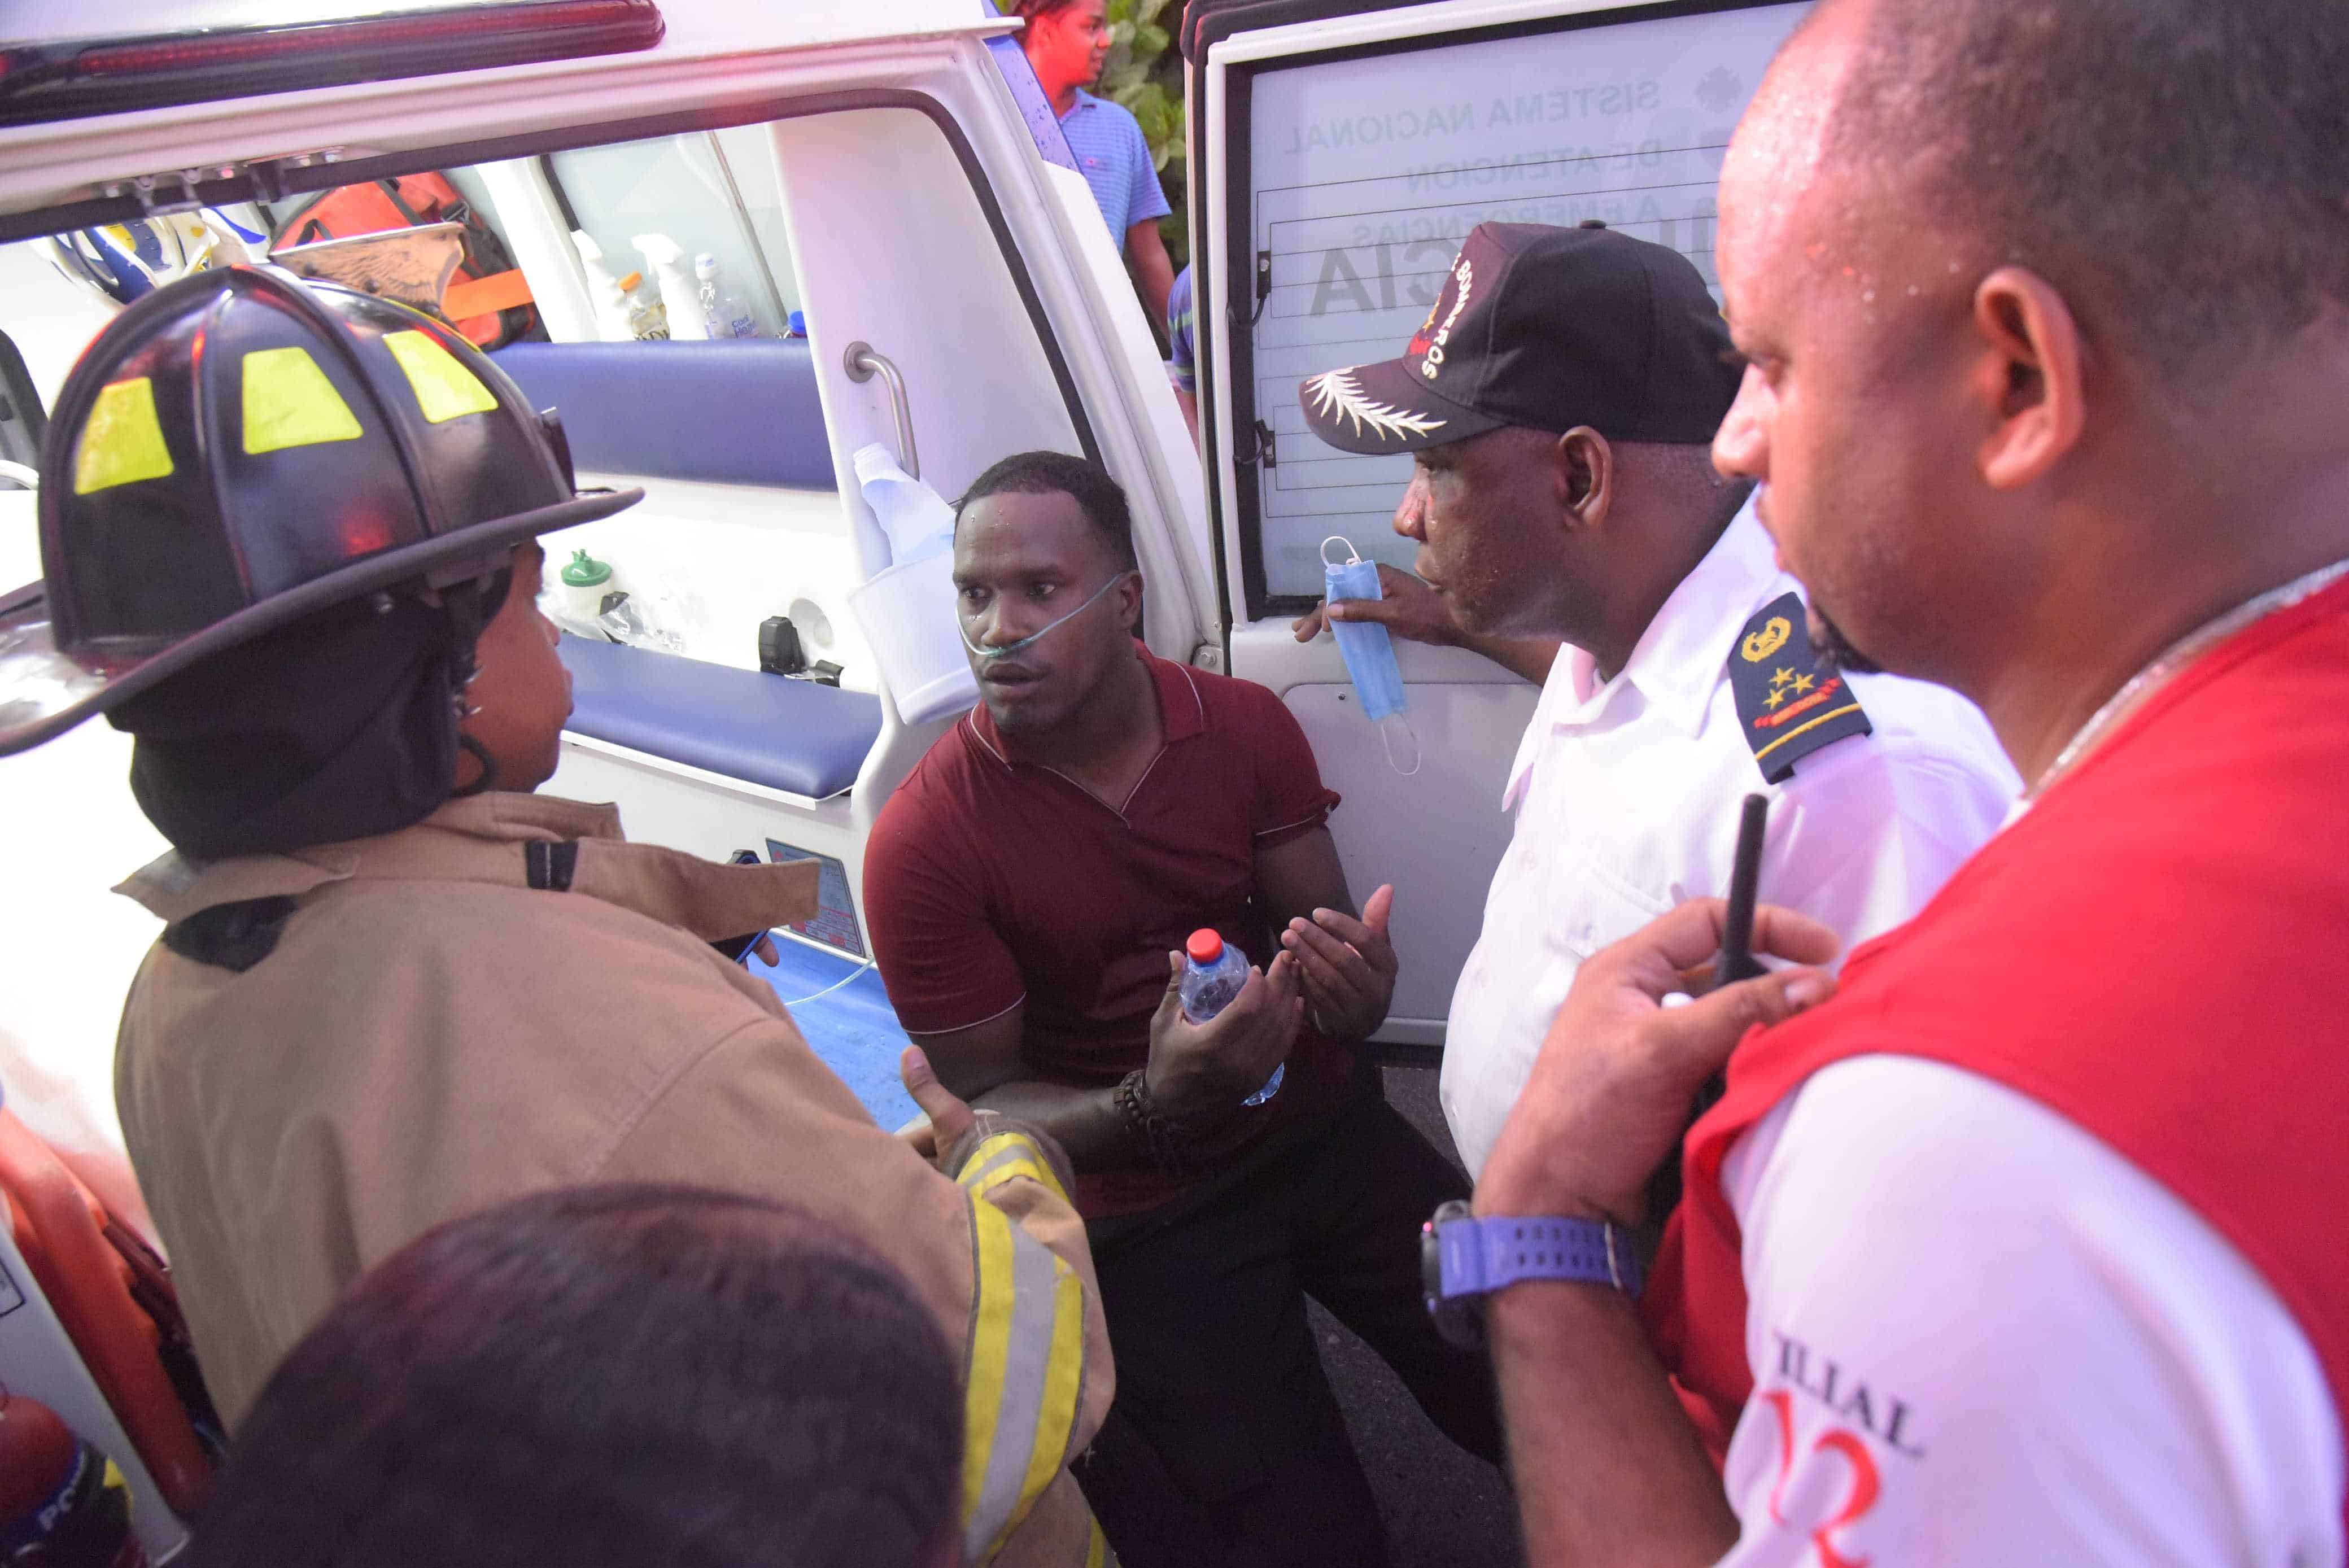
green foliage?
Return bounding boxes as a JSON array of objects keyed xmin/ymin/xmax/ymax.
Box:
[{"xmin": 1099, "ymin": 0, "xmax": 1189, "ymax": 267}]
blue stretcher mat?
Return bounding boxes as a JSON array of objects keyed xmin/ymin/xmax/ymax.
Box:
[
  {"xmin": 559, "ymin": 635, "xmax": 880, "ymax": 800},
  {"xmin": 491, "ymin": 338, "xmax": 837, "ymax": 491},
  {"xmin": 745, "ymin": 937, "xmax": 917, "ymax": 1128}
]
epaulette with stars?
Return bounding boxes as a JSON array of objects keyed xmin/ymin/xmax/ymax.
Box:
[{"xmin": 1726, "ymin": 591, "xmax": 1874, "ymax": 783}]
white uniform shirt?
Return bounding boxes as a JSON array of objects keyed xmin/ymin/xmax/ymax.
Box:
[
  {"xmin": 1440, "ymin": 499, "xmax": 2019, "ymax": 1178},
  {"xmin": 1715, "ymin": 1055, "xmax": 2344, "ymax": 1566}
]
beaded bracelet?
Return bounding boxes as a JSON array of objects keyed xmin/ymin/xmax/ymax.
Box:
[{"xmin": 1115, "ymin": 1069, "xmax": 1204, "ymax": 1180}]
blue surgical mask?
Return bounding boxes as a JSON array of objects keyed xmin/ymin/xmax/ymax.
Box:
[
  {"xmin": 1323, "ymin": 538, "xmax": 1421, "ymax": 774},
  {"xmin": 961, "ymin": 570, "xmax": 1131, "ymax": 661}
]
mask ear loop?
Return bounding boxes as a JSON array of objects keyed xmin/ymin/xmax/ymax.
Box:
[
  {"xmin": 1321, "ymin": 535, "xmax": 1363, "ymax": 569},
  {"xmin": 1378, "ymin": 713, "xmax": 1423, "ymax": 776}
]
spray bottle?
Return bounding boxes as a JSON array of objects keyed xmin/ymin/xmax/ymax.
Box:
[
  {"xmin": 571, "ymin": 231, "xmax": 635, "ymax": 343},
  {"xmin": 631, "ymin": 233, "xmax": 706, "ymax": 340}
]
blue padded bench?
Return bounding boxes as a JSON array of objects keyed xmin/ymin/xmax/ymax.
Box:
[
  {"xmin": 491, "ymin": 338, "xmax": 836, "ymax": 491},
  {"xmin": 559, "ymin": 635, "xmax": 880, "ymax": 800}
]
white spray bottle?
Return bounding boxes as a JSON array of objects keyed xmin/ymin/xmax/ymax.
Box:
[
  {"xmin": 631, "ymin": 233, "xmax": 707, "ymax": 340},
  {"xmin": 571, "ymin": 231, "xmax": 635, "ymax": 343}
]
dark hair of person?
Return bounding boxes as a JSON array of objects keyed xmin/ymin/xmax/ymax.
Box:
[
  {"xmin": 955, "ymin": 449, "xmax": 1140, "ymax": 571},
  {"xmin": 1006, "ymin": 0, "xmax": 1084, "ymax": 19},
  {"xmin": 1817, "ymin": 0, "xmax": 2349, "ymax": 377},
  {"xmin": 186, "ymin": 1186, "xmax": 963, "ymax": 1568}
]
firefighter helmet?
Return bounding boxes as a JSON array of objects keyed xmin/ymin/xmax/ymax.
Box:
[{"xmin": 0, "ymin": 264, "xmax": 639, "ymax": 757}]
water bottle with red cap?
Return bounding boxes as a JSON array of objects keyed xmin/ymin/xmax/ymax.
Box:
[{"xmin": 1180, "ymin": 929, "xmax": 1284, "ymax": 1106}]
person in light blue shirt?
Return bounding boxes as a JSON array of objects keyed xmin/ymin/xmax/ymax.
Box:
[
  {"xmin": 1166, "ymin": 263, "xmax": 1197, "ymax": 443},
  {"xmin": 1008, "ymin": 0, "xmax": 1176, "ymax": 329}
]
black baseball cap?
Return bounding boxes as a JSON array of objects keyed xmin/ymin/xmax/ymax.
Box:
[{"xmin": 1297, "ymin": 221, "xmax": 1741, "ymax": 455}]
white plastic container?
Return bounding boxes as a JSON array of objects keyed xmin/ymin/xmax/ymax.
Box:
[
  {"xmin": 571, "ymin": 230, "xmax": 634, "ymax": 342},
  {"xmin": 848, "ymin": 549, "xmax": 979, "ymax": 725},
  {"xmin": 631, "ymin": 233, "xmax": 706, "ymax": 340},
  {"xmin": 852, "ymin": 442, "xmax": 954, "ymax": 569}
]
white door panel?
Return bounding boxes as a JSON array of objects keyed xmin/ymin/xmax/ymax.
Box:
[
  {"xmin": 1244, "ymin": 621, "xmax": 1536, "ymax": 1042},
  {"xmin": 774, "ymin": 106, "xmax": 1085, "ymax": 579}
]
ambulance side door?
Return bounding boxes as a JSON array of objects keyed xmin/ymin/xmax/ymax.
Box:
[{"xmin": 1190, "ymin": 0, "xmax": 1811, "ymax": 1049}]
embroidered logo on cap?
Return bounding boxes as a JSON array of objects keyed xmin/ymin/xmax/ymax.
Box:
[
  {"xmin": 1303, "ymin": 369, "xmax": 1448, "ymax": 444},
  {"xmin": 1415, "ymin": 257, "xmax": 1475, "ymax": 379}
]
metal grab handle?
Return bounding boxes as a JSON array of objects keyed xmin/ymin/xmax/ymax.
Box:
[{"xmin": 843, "ymin": 341, "xmax": 918, "ymax": 480}]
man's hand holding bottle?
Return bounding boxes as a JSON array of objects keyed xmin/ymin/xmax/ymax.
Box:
[{"xmin": 1145, "ymin": 950, "xmax": 1303, "ymax": 1124}]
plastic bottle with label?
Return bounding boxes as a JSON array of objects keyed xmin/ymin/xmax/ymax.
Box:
[
  {"xmin": 693, "ymin": 252, "xmax": 759, "ymax": 339},
  {"xmin": 1180, "ymin": 929, "xmax": 1283, "ymax": 1106},
  {"xmin": 632, "ymin": 233, "xmax": 706, "ymax": 340},
  {"xmin": 616, "ymin": 271, "xmax": 668, "ymax": 339}
]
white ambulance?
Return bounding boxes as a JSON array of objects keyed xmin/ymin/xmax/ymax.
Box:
[{"xmin": 0, "ymin": 1, "xmax": 1807, "ymax": 1556}]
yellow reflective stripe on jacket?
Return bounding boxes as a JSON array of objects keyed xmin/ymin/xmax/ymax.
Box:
[
  {"xmin": 960, "ymin": 1199, "xmax": 1089, "ymax": 1563},
  {"xmin": 1086, "ymin": 1516, "xmax": 1111, "ymax": 1568},
  {"xmin": 957, "ymin": 1130, "xmax": 1073, "ymax": 1209}
]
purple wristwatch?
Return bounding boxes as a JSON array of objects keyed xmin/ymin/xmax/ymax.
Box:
[{"xmin": 1420, "ymin": 1199, "xmax": 1643, "ymax": 1348}]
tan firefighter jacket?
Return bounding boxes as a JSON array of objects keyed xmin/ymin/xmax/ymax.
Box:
[{"xmin": 113, "ymin": 791, "xmax": 1112, "ymax": 1566}]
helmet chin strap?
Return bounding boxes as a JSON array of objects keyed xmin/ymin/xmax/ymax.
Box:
[
  {"xmin": 961, "ymin": 571, "xmax": 1132, "ymax": 661},
  {"xmin": 440, "ymin": 570, "xmax": 505, "ymax": 798},
  {"xmin": 452, "ymin": 732, "xmax": 500, "ymax": 797}
]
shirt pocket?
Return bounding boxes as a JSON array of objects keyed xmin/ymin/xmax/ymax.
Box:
[{"xmin": 1556, "ymin": 854, "xmax": 1675, "ymax": 960}]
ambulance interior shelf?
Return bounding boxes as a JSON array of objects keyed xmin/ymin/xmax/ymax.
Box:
[{"xmin": 490, "ymin": 337, "xmax": 883, "ymax": 800}]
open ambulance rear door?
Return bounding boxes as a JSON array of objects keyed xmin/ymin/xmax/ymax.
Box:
[
  {"xmin": 1185, "ymin": 0, "xmax": 1811, "ymax": 1052},
  {"xmin": 0, "ymin": 0, "xmax": 1212, "ymax": 958},
  {"xmin": 0, "ymin": 0, "xmax": 1212, "ymax": 1180}
]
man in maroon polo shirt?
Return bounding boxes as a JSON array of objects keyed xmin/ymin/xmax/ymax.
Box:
[{"xmin": 865, "ymin": 451, "xmax": 1499, "ymax": 1567}]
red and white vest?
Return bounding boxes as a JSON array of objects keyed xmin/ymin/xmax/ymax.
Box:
[{"xmin": 1645, "ymin": 575, "xmax": 2349, "ymax": 1543}]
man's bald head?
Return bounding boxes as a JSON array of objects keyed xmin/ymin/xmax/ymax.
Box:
[{"xmin": 1806, "ymin": 0, "xmax": 2349, "ymax": 379}]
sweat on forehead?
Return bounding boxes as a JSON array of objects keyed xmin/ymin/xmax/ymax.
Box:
[
  {"xmin": 1739, "ymin": 0, "xmax": 2349, "ymax": 375},
  {"xmin": 1721, "ymin": 0, "xmax": 1962, "ymax": 302}
]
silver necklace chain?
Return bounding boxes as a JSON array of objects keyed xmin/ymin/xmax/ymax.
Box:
[{"xmin": 2033, "ymin": 554, "xmax": 2349, "ymax": 797}]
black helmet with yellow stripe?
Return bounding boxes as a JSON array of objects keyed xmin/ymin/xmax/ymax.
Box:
[{"xmin": 0, "ymin": 264, "xmax": 638, "ymax": 757}]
